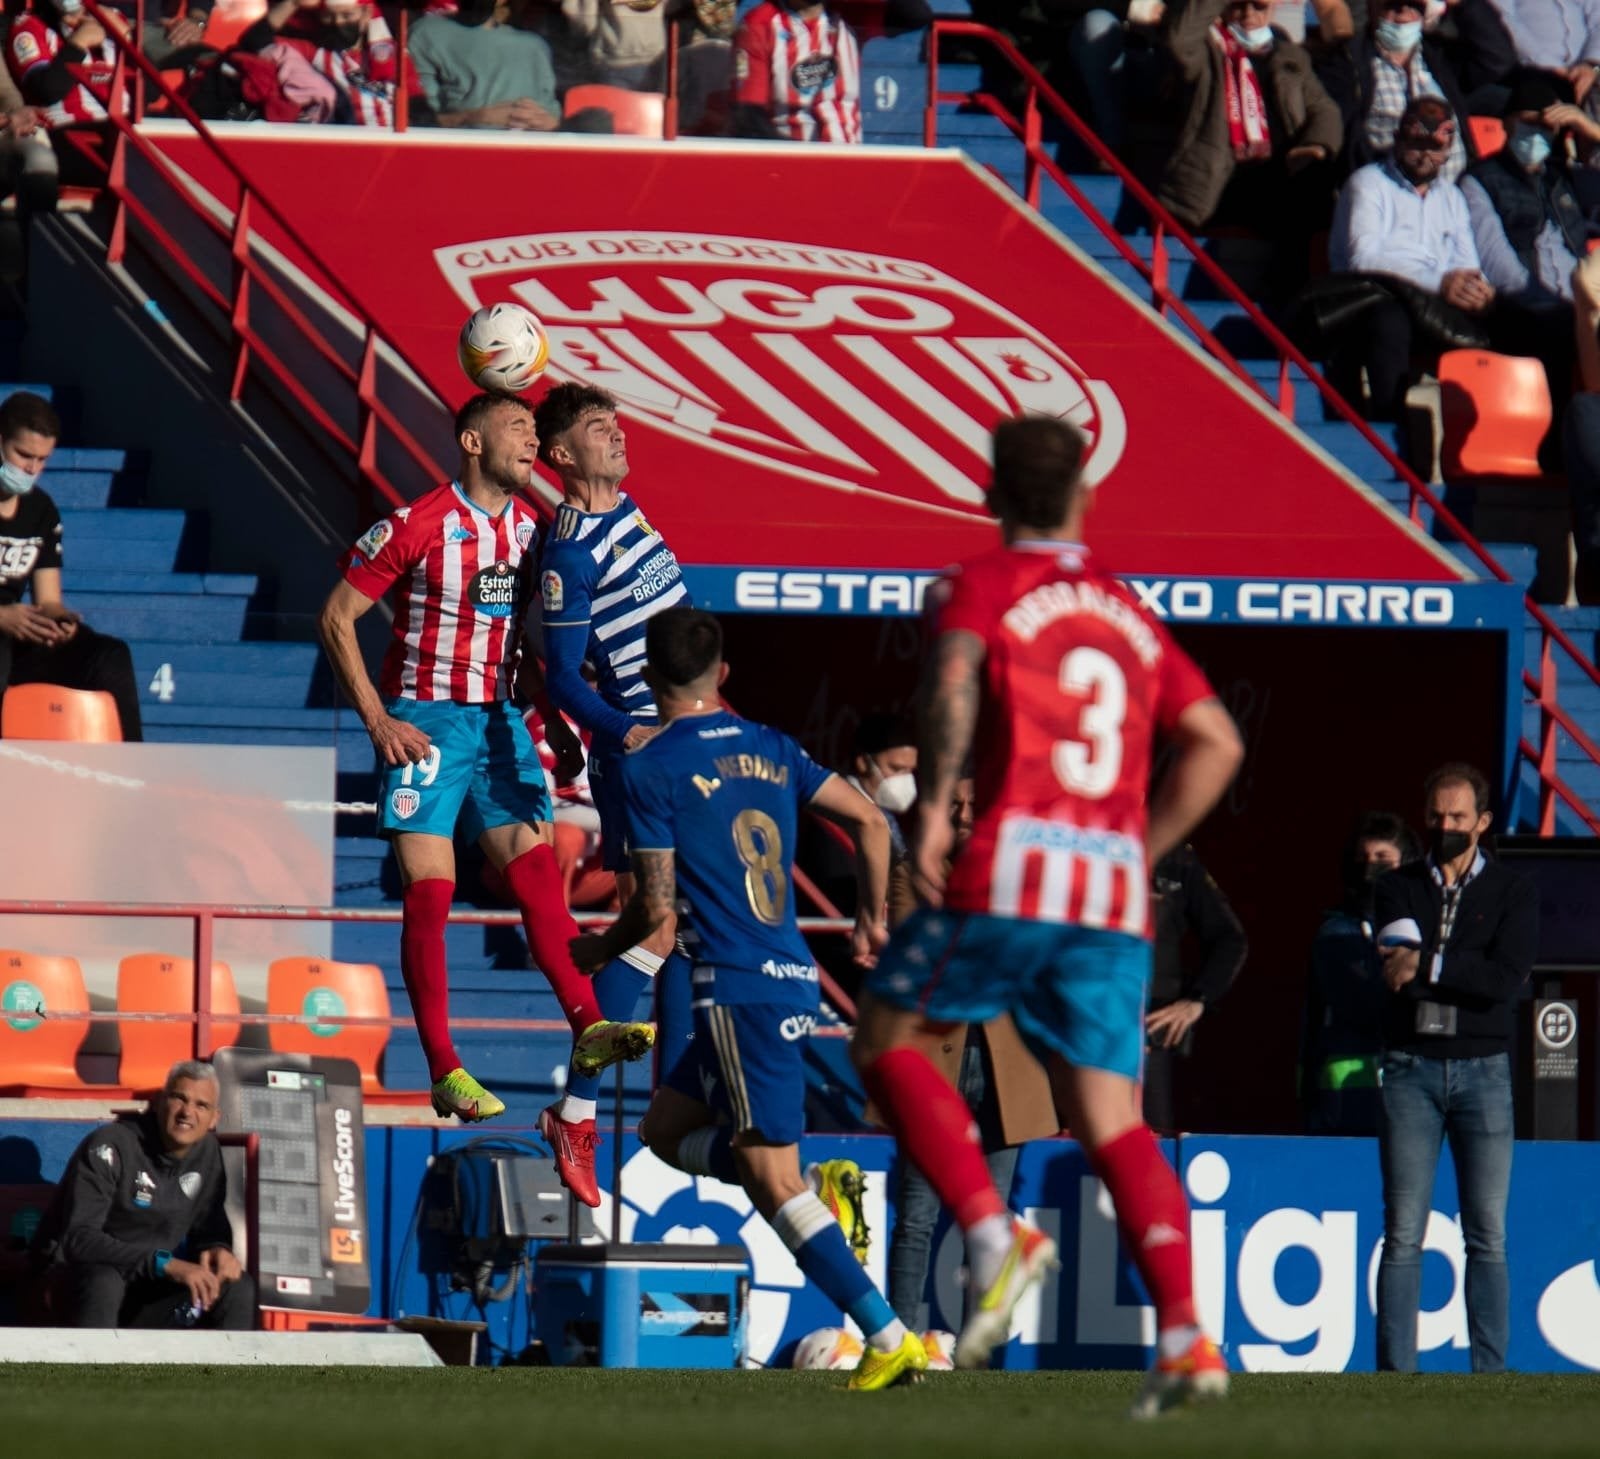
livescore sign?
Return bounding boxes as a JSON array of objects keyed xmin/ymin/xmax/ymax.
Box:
[{"xmin": 143, "ymin": 131, "xmax": 1466, "ymax": 586}]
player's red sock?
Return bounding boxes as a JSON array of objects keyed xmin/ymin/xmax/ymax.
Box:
[
  {"xmin": 400, "ymin": 877, "xmax": 459, "ymax": 1083},
  {"xmin": 1086, "ymin": 1124, "xmax": 1197, "ymax": 1331},
  {"xmin": 503, "ymin": 844, "xmax": 602, "ymax": 1035},
  {"xmin": 861, "ymin": 1046, "xmax": 1005, "ymax": 1230}
]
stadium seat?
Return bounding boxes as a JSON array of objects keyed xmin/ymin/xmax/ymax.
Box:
[
  {"xmin": 0, "ymin": 950, "xmax": 103, "ymax": 1094},
  {"xmin": 201, "ymin": 0, "xmax": 268, "ymax": 49},
  {"xmin": 1468, "ymin": 116, "xmax": 1506, "ymax": 159},
  {"xmin": 267, "ymin": 956, "xmax": 419, "ymax": 1099},
  {"xmin": 116, "ymin": 953, "xmax": 242, "ymax": 1091},
  {"xmin": 1, "ymin": 684, "xmax": 122, "ymax": 742},
  {"xmin": 1438, "ymin": 350, "xmax": 1552, "ymax": 481},
  {"xmin": 562, "ymin": 85, "xmax": 666, "ymax": 138}
]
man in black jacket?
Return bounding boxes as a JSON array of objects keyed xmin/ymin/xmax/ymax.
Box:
[
  {"xmin": 1372, "ymin": 761, "xmax": 1537, "ymax": 1374},
  {"xmin": 31, "ymin": 1060, "xmax": 254, "ymax": 1328}
]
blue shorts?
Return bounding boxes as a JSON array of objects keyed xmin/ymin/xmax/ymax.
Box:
[
  {"xmin": 866, "ymin": 909, "xmax": 1151, "ymax": 1080},
  {"xmin": 376, "ymin": 698, "xmax": 551, "ymax": 840},
  {"xmin": 663, "ymin": 990, "xmax": 816, "ymax": 1147},
  {"xmin": 587, "ymin": 745, "xmax": 632, "ymax": 872}
]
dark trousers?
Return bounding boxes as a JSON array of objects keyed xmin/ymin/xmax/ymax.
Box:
[
  {"xmin": 1564, "ymin": 392, "xmax": 1600, "ymax": 602},
  {"xmin": 0, "ymin": 624, "xmax": 144, "ymax": 740},
  {"xmin": 68, "ymin": 1263, "xmax": 257, "ymax": 1329}
]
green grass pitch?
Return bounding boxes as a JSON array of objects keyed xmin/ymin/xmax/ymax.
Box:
[{"xmin": 3, "ymin": 1367, "xmax": 1599, "ymax": 1459}]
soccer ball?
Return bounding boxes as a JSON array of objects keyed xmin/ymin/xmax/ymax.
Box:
[
  {"xmin": 921, "ymin": 1329, "xmax": 956, "ymax": 1371},
  {"xmin": 792, "ymin": 1326, "xmax": 864, "ymax": 1371},
  {"xmin": 457, "ymin": 303, "xmax": 549, "ymax": 393}
]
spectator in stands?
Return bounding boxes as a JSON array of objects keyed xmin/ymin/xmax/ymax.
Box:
[
  {"xmin": 884, "ymin": 776, "xmax": 1057, "ymax": 1333},
  {"xmin": 732, "ymin": 0, "xmax": 861, "ymax": 143},
  {"xmin": 5, "ymin": 0, "xmax": 123, "ymax": 183},
  {"xmin": 801, "ymin": 711, "xmax": 915, "ymax": 915},
  {"xmin": 1322, "ymin": 96, "xmax": 1492, "ymax": 419},
  {"xmin": 27, "ymin": 1061, "xmax": 255, "ymax": 1330},
  {"xmin": 1484, "ymin": 0, "xmax": 1600, "ymax": 99},
  {"xmin": 1301, "ymin": 811, "xmax": 1418, "ymax": 1135},
  {"xmin": 408, "ymin": 0, "xmax": 560, "ymax": 130},
  {"xmin": 268, "ymin": 0, "xmax": 430, "ymax": 128},
  {"xmin": 1317, "ymin": 0, "xmax": 1480, "ymax": 179},
  {"xmin": 1144, "ymin": 844, "xmax": 1247, "ymax": 1133},
  {"xmin": 677, "ymin": 0, "xmax": 737, "ymax": 134},
  {"xmin": 1157, "ymin": 0, "xmax": 1342, "ymax": 297},
  {"xmin": 561, "ymin": 0, "xmax": 668, "ymax": 91},
  {"xmin": 0, "ymin": 65, "xmax": 53, "ymax": 216},
  {"xmin": 0, "ymin": 391, "xmax": 143, "ymax": 741},
  {"xmin": 1031, "ymin": 0, "xmax": 1170, "ymax": 156},
  {"xmin": 1459, "ymin": 69, "xmax": 1591, "ymax": 411},
  {"xmin": 1373, "ymin": 761, "xmax": 1536, "ymax": 1374}
]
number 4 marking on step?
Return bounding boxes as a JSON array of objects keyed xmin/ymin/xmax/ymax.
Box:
[{"xmin": 148, "ymin": 663, "xmax": 176, "ymax": 703}]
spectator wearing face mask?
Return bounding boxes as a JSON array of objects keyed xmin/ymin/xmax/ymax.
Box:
[
  {"xmin": 1300, "ymin": 811, "xmax": 1419, "ymax": 1135},
  {"xmin": 269, "ymin": 0, "xmax": 431, "ymax": 127},
  {"xmin": 1458, "ymin": 68, "xmax": 1592, "ymax": 417}
]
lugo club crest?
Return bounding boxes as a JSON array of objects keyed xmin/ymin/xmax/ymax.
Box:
[{"xmin": 435, "ymin": 232, "xmax": 1126, "ymax": 515}]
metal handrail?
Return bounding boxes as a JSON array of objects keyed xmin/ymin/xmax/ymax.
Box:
[{"xmin": 927, "ymin": 19, "xmax": 1600, "ymax": 832}]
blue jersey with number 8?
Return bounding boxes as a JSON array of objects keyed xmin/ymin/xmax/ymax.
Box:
[{"xmin": 620, "ymin": 710, "xmax": 834, "ymax": 1004}]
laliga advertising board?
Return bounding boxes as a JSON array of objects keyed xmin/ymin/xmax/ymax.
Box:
[{"xmin": 139, "ymin": 129, "xmax": 1467, "ymax": 596}]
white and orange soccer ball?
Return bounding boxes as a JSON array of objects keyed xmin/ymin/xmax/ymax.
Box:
[
  {"xmin": 457, "ymin": 302, "xmax": 549, "ymax": 393},
  {"xmin": 920, "ymin": 1329, "xmax": 956, "ymax": 1371},
  {"xmin": 792, "ymin": 1326, "xmax": 864, "ymax": 1371}
]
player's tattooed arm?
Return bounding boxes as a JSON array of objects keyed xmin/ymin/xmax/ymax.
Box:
[
  {"xmin": 917, "ymin": 628, "xmax": 985, "ymax": 813},
  {"xmin": 570, "ymin": 849, "xmax": 677, "ymax": 973}
]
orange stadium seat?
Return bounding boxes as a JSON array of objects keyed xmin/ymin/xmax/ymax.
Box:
[
  {"xmin": 267, "ymin": 956, "xmax": 427, "ymax": 1101},
  {"xmin": 563, "ymin": 85, "xmax": 666, "ymax": 138},
  {"xmin": 1468, "ymin": 116, "xmax": 1506, "ymax": 159},
  {"xmin": 116, "ymin": 954, "xmax": 243, "ymax": 1092},
  {"xmin": 201, "ymin": 0, "xmax": 269, "ymax": 50},
  {"xmin": 0, "ymin": 950, "xmax": 101, "ymax": 1094},
  {"xmin": 1, "ymin": 684, "xmax": 122, "ymax": 742},
  {"xmin": 1438, "ymin": 350, "xmax": 1552, "ymax": 481}
]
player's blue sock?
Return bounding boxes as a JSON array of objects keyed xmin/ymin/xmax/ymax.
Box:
[
  {"xmin": 772, "ymin": 1190, "xmax": 907, "ymax": 1352},
  {"xmin": 563, "ymin": 949, "xmax": 657, "ymax": 1107},
  {"xmin": 676, "ymin": 1126, "xmax": 739, "ymax": 1184},
  {"xmin": 655, "ymin": 950, "xmax": 694, "ymax": 1075}
]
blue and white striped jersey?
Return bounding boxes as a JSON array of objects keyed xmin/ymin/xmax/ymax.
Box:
[{"xmin": 538, "ymin": 492, "xmax": 690, "ymax": 752}]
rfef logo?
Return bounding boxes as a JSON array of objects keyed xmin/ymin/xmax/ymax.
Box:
[{"xmin": 436, "ymin": 232, "xmax": 1126, "ymax": 517}]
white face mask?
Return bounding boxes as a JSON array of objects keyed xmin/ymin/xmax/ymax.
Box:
[
  {"xmin": 872, "ymin": 768, "xmax": 917, "ymax": 815},
  {"xmin": 0, "ymin": 458, "xmax": 36, "ymax": 495},
  {"xmin": 1228, "ymin": 21, "xmax": 1273, "ymax": 48}
]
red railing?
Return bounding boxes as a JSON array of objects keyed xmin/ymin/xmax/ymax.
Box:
[
  {"xmin": 0, "ymin": 899, "xmax": 857, "ymax": 1062},
  {"xmin": 925, "ymin": 20, "xmax": 1600, "ymax": 835}
]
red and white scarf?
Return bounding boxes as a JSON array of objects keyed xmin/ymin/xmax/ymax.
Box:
[{"xmin": 1211, "ymin": 21, "xmax": 1272, "ymax": 162}]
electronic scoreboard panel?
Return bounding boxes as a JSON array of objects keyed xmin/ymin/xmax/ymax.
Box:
[{"xmin": 214, "ymin": 1048, "xmax": 371, "ymax": 1313}]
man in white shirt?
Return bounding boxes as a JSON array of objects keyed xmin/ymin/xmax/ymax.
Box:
[{"xmin": 1326, "ymin": 95, "xmax": 1494, "ymax": 417}]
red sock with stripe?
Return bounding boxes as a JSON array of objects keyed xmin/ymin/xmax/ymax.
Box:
[
  {"xmin": 400, "ymin": 877, "xmax": 458, "ymax": 1083},
  {"xmin": 503, "ymin": 844, "xmax": 602, "ymax": 1034},
  {"xmin": 1086, "ymin": 1124, "xmax": 1197, "ymax": 1330},
  {"xmin": 861, "ymin": 1046, "xmax": 1005, "ymax": 1230}
]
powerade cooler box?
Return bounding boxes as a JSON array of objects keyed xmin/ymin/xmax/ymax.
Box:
[{"xmin": 535, "ymin": 1243, "xmax": 750, "ymax": 1368}]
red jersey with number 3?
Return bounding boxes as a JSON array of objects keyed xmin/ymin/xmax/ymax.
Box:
[
  {"xmin": 937, "ymin": 542, "xmax": 1215, "ymax": 935},
  {"xmin": 338, "ymin": 481, "xmax": 540, "ymax": 704}
]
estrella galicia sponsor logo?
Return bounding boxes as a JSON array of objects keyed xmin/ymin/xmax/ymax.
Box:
[
  {"xmin": 434, "ymin": 232, "xmax": 1126, "ymax": 514},
  {"xmin": 791, "ymin": 54, "xmax": 838, "ymax": 91},
  {"xmin": 470, "ymin": 560, "xmax": 518, "ymax": 618},
  {"xmin": 779, "ymin": 1013, "xmax": 817, "ymax": 1042}
]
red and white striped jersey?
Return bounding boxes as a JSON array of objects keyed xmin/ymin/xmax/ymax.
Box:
[
  {"xmin": 339, "ymin": 482, "xmax": 542, "ymax": 704},
  {"xmin": 733, "ymin": 1, "xmax": 860, "ymax": 144},
  {"xmin": 937, "ymin": 542, "xmax": 1215, "ymax": 935},
  {"xmin": 6, "ymin": 16, "xmax": 116, "ymax": 128},
  {"xmin": 281, "ymin": 14, "xmax": 418, "ymax": 129}
]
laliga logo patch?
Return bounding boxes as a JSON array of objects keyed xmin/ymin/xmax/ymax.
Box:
[
  {"xmin": 435, "ymin": 232, "xmax": 1127, "ymax": 515},
  {"xmin": 542, "ymin": 569, "xmax": 564, "ymax": 612},
  {"xmin": 390, "ymin": 787, "xmax": 421, "ymax": 820},
  {"xmin": 355, "ymin": 519, "xmax": 393, "ymax": 561}
]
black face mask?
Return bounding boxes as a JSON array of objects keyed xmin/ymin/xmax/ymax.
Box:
[{"xmin": 1429, "ymin": 826, "xmax": 1474, "ymax": 863}]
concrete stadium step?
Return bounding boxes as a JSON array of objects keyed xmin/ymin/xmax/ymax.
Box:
[
  {"xmin": 1443, "ymin": 541, "xmax": 1537, "ymax": 588},
  {"xmin": 143, "ymin": 723, "xmax": 373, "ymax": 770},
  {"xmin": 332, "ymin": 919, "xmax": 530, "ymax": 975},
  {"xmin": 1295, "ymin": 421, "xmax": 1405, "ymax": 481},
  {"xmin": 62, "ymin": 506, "xmax": 188, "ymax": 546},
  {"xmin": 1525, "ymin": 610, "xmax": 1600, "ymax": 669},
  {"xmin": 128, "ymin": 642, "xmax": 323, "ymax": 714},
  {"xmin": 37, "ymin": 469, "xmax": 134, "ymax": 510},
  {"xmin": 71, "ymin": 570, "xmax": 258, "ymax": 597},
  {"xmin": 144, "ymin": 704, "xmax": 352, "ymax": 731},
  {"xmin": 69, "ymin": 537, "xmax": 182, "ymax": 573},
  {"xmin": 71, "ymin": 590, "xmax": 248, "ymax": 641},
  {"xmin": 44, "ymin": 446, "xmax": 125, "ymax": 472}
]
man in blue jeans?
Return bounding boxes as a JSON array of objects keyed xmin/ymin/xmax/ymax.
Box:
[{"xmin": 1372, "ymin": 761, "xmax": 1538, "ymax": 1372}]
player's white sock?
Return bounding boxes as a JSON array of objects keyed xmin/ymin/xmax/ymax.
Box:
[
  {"xmin": 865, "ymin": 1317, "xmax": 911, "ymax": 1354},
  {"xmin": 557, "ymin": 1095, "xmax": 597, "ymax": 1123},
  {"xmin": 619, "ymin": 946, "xmax": 665, "ymax": 977},
  {"xmin": 1158, "ymin": 1323, "xmax": 1202, "ymax": 1361},
  {"xmin": 966, "ymin": 1213, "xmax": 1016, "ymax": 1292}
]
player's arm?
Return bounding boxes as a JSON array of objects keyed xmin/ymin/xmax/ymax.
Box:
[
  {"xmin": 910, "ymin": 626, "xmax": 985, "ymax": 906},
  {"xmin": 316, "ymin": 579, "xmax": 431, "ymax": 767},
  {"xmin": 540, "ymin": 554, "xmax": 653, "ymax": 748},
  {"xmin": 808, "ymin": 774, "xmax": 891, "ymax": 966},
  {"xmin": 1145, "ymin": 697, "xmax": 1243, "ymax": 866},
  {"xmin": 517, "ymin": 647, "xmax": 585, "ymax": 781},
  {"xmin": 571, "ymin": 847, "xmax": 675, "ymax": 972}
]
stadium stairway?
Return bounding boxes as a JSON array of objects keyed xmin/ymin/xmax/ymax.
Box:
[{"xmin": 862, "ymin": 29, "xmax": 1600, "ymax": 829}]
